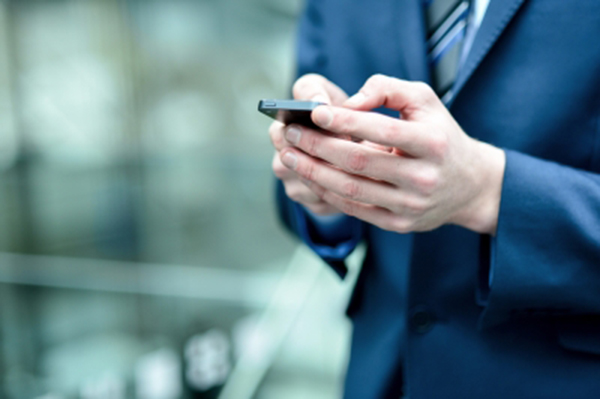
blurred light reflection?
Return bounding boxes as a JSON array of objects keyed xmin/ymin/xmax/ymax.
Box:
[{"xmin": 0, "ymin": 0, "xmax": 357, "ymax": 398}]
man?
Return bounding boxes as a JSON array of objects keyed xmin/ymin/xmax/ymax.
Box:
[{"xmin": 269, "ymin": 0, "xmax": 600, "ymax": 398}]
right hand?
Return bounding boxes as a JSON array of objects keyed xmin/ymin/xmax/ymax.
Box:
[{"xmin": 270, "ymin": 74, "xmax": 348, "ymax": 215}]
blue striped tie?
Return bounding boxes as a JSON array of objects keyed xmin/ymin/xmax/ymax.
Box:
[{"xmin": 425, "ymin": 0, "xmax": 471, "ymax": 100}]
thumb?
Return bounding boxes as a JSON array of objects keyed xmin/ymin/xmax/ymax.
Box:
[
  {"xmin": 292, "ymin": 74, "xmax": 349, "ymax": 105},
  {"xmin": 293, "ymin": 74, "xmax": 332, "ymax": 104},
  {"xmin": 343, "ymin": 74, "xmax": 438, "ymax": 119}
]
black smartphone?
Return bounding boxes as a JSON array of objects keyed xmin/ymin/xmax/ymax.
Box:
[{"xmin": 258, "ymin": 99, "xmax": 324, "ymax": 129}]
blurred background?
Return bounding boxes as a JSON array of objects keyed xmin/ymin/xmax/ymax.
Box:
[{"xmin": 0, "ymin": 0, "xmax": 362, "ymax": 398}]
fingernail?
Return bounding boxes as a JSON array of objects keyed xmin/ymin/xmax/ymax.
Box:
[
  {"xmin": 345, "ymin": 92, "xmax": 366, "ymax": 107},
  {"xmin": 313, "ymin": 107, "xmax": 333, "ymax": 128},
  {"xmin": 282, "ymin": 152, "xmax": 298, "ymax": 170},
  {"xmin": 311, "ymin": 95, "xmax": 329, "ymax": 104},
  {"xmin": 285, "ymin": 126, "xmax": 301, "ymax": 145}
]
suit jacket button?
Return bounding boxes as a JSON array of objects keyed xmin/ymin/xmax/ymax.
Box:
[{"xmin": 411, "ymin": 308, "xmax": 435, "ymax": 334}]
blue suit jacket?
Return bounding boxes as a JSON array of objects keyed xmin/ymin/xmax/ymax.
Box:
[{"xmin": 276, "ymin": 1, "xmax": 600, "ymax": 398}]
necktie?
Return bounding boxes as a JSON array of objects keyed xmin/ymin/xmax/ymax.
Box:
[{"xmin": 425, "ymin": 0, "xmax": 471, "ymax": 100}]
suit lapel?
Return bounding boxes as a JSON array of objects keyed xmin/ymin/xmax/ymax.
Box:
[
  {"xmin": 396, "ymin": 0, "xmax": 430, "ymax": 83},
  {"xmin": 448, "ymin": 0, "xmax": 528, "ymax": 105}
]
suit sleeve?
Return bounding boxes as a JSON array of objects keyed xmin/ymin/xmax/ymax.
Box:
[
  {"xmin": 295, "ymin": 0, "xmax": 326, "ymax": 79},
  {"xmin": 276, "ymin": 181, "xmax": 363, "ymax": 279},
  {"xmin": 478, "ymin": 149, "xmax": 600, "ymax": 328},
  {"xmin": 274, "ymin": 2, "xmax": 364, "ymax": 278}
]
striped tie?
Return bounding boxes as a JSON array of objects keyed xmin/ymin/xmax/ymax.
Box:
[{"xmin": 425, "ymin": 0, "xmax": 471, "ymax": 101}]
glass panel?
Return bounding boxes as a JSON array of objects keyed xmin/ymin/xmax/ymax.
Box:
[{"xmin": 0, "ymin": 0, "xmax": 356, "ymax": 398}]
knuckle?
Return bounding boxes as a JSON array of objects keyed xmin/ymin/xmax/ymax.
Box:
[
  {"xmin": 337, "ymin": 198, "xmax": 357, "ymax": 217},
  {"xmin": 412, "ymin": 81, "xmax": 431, "ymax": 94},
  {"xmin": 292, "ymin": 78, "xmax": 309, "ymax": 99},
  {"xmin": 302, "ymin": 161, "xmax": 318, "ymax": 182},
  {"xmin": 341, "ymin": 181, "xmax": 362, "ymax": 200},
  {"xmin": 293, "ymin": 74, "xmax": 324, "ymax": 99},
  {"xmin": 390, "ymin": 194, "xmax": 407, "ymax": 215},
  {"xmin": 405, "ymin": 197, "xmax": 429, "ymax": 214},
  {"xmin": 413, "ymin": 82, "xmax": 436, "ymax": 103},
  {"xmin": 412, "ymin": 169, "xmax": 440, "ymax": 194},
  {"xmin": 428, "ymin": 134, "xmax": 449, "ymax": 159},
  {"xmin": 272, "ymin": 160, "xmax": 288, "ymax": 179},
  {"xmin": 310, "ymin": 186, "xmax": 326, "ymax": 200},
  {"xmin": 379, "ymin": 123, "xmax": 398, "ymax": 144},
  {"xmin": 284, "ymin": 185, "xmax": 301, "ymax": 201},
  {"xmin": 333, "ymin": 111, "xmax": 355, "ymax": 135},
  {"xmin": 305, "ymin": 132, "xmax": 320, "ymax": 156},
  {"xmin": 391, "ymin": 218, "xmax": 413, "ymax": 233},
  {"xmin": 346, "ymin": 148, "xmax": 369, "ymax": 172},
  {"xmin": 310, "ymin": 202, "xmax": 332, "ymax": 215},
  {"xmin": 269, "ymin": 123, "xmax": 285, "ymax": 149},
  {"xmin": 368, "ymin": 74, "xmax": 388, "ymax": 88}
]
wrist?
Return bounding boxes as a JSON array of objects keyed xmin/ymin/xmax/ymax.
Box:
[{"xmin": 455, "ymin": 141, "xmax": 506, "ymax": 235}]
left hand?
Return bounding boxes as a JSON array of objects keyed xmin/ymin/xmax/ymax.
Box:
[{"xmin": 279, "ymin": 75, "xmax": 506, "ymax": 235}]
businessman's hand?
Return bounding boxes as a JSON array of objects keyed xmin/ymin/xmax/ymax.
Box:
[
  {"xmin": 270, "ymin": 74, "xmax": 348, "ymax": 215},
  {"xmin": 280, "ymin": 75, "xmax": 506, "ymax": 235}
]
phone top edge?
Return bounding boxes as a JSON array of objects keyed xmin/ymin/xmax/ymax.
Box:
[{"xmin": 258, "ymin": 99, "xmax": 324, "ymax": 111}]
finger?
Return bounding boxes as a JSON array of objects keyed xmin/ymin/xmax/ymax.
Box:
[
  {"xmin": 280, "ymin": 148, "xmax": 403, "ymax": 212},
  {"xmin": 320, "ymin": 191, "xmax": 413, "ymax": 233},
  {"xmin": 293, "ymin": 74, "xmax": 348, "ymax": 105},
  {"xmin": 274, "ymin": 154, "xmax": 334, "ymax": 206},
  {"xmin": 342, "ymin": 74, "xmax": 440, "ymax": 117},
  {"xmin": 305, "ymin": 201, "xmax": 341, "ymax": 215},
  {"xmin": 311, "ymin": 106, "xmax": 430, "ymax": 157},
  {"xmin": 361, "ymin": 140, "xmax": 394, "ymax": 153},
  {"xmin": 283, "ymin": 179, "xmax": 324, "ymax": 205},
  {"xmin": 283, "ymin": 124, "xmax": 418, "ymax": 185},
  {"xmin": 272, "ymin": 152, "xmax": 295, "ymax": 180},
  {"xmin": 269, "ymin": 121, "xmax": 289, "ymax": 151}
]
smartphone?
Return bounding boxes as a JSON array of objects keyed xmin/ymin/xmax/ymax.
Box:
[{"xmin": 258, "ymin": 99, "xmax": 324, "ymax": 129}]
